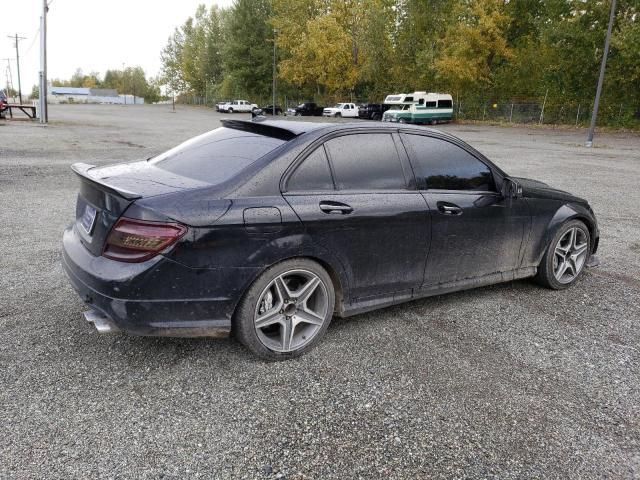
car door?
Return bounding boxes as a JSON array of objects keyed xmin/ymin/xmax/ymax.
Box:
[
  {"xmin": 400, "ymin": 132, "xmax": 530, "ymax": 286},
  {"xmin": 283, "ymin": 132, "xmax": 430, "ymax": 302}
]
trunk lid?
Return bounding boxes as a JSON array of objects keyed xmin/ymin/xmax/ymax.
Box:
[{"xmin": 71, "ymin": 162, "xmax": 210, "ymax": 256}]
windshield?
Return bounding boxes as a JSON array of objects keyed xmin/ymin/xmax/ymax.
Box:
[
  {"xmin": 333, "ymin": 103, "xmax": 345, "ymax": 108},
  {"xmin": 151, "ymin": 127, "xmax": 286, "ymax": 184},
  {"xmin": 386, "ymin": 104, "xmax": 409, "ymax": 111}
]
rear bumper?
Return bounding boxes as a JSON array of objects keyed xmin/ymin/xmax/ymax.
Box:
[{"xmin": 62, "ymin": 225, "xmax": 257, "ymax": 337}]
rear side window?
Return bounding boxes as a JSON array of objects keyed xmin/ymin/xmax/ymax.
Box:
[
  {"xmin": 324, "ymin": 133, "xmax": 406, "ymax": 190},
  {"xmin": 151, "ymin": 127, "xmax": 285, "ymax": 184},
  {"xmin": 288, "ymin": 147, "xmax": 334, "ymax": 191},
  {"xmin": 438, "ymin": 99, "xmax": 453, "ymax": 109},
  {"xmin": 403, "ymin": 134, "xmax": 494, "ymax": 191}
]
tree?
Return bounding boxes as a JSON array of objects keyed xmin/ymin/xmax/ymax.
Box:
[
  {"xmin": 160, "ymin": 5, "xmax": 226, "ymax": 97},
  {"xmin": 434, "ymin": 0, "xmax": 513, "ymax": 95},
  {"xmin": 223, "ymin": 0, "xmax": 274, "ymax": 99}
]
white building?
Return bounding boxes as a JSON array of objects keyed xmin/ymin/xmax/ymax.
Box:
[{"xmin": 48, "ymin": 86, "xmax": 144, "ymax": 104}]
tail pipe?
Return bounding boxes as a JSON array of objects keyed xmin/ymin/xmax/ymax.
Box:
[{"xmin": 83, "ymin": 309, "xmax": 120, "ymax": 334}]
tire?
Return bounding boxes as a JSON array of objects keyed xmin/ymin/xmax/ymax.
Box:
[
  {"xmin": 234, "ymin": 258, "xmax": 335, "ymax": 360},
  {"xmin": 372, "ymin": 113, "xmax": 381, "ymax": 121},
  {"xmin": 228, "ymin": 108, "xmax": 234, "ymax": 113},
  {"xmin": 398, "ymin": 118, "xmax": 407, "ymax": 124},
  {"xmin": 534, "ymin": 219, "xmax": 591, "ymax": 290},
  {"xmin": 335, "ymin": 113, "xmax": 341, "ymax": 118}
]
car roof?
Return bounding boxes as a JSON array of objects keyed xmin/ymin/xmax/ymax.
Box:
[{"xmin": 220, "ymin": 118, "xmax": 464, "ymax": 144}]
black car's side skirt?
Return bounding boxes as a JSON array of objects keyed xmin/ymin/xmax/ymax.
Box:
[{"xmin": 342, "ymin": 267, "xmax": 537, "ymax": 318}]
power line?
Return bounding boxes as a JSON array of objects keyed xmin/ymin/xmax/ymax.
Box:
[{"xmin": 24, "ymin": 26, "xmax": 41, "ymax": 57}]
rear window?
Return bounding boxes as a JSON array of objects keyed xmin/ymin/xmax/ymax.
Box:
[{"xmin": 151, "ymin": 127, "xmax": 285, "ymax": 183}]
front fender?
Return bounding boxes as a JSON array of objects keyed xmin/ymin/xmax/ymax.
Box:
[{"xmin": 529, "ymin": 202, "xmax": 599, "ymax": 266}]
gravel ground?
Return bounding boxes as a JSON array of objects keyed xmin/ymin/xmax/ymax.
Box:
[{"xmin": 1, "ymin": 104, "xmax": 639, "ymax": 479}]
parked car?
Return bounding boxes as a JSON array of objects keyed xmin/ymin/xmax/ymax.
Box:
[
  {"xmin": 62, "ymin": 120, "xmax": 599, "ymax": 360},
  {"xmin": 260, "ymin": 105, "xmax": 283, "ymax": 115},
  {"xmin": 285, "ymin": 107, "xmax": 297, "ymax": 116},
  {"xmin": 294, "ymin": 102, "xmax": 324, "ymax": 116},
  {"xmin": 220, "ymin": 99, "xmax": 258, "ymax": 113},
  {"xmin": 0, "ymin": 89, "xmax": 8, "ymax": 119},
  {"xmin": 215, "ymin": 100, "xmax": 231, "ymax": 112},
  {"xmin": 323, "ymin": 103, "xmax": 358, "ymax": 118},
  {"xmin": 358, "ymin": 103, "xmax": 390, "ymax": 121}
]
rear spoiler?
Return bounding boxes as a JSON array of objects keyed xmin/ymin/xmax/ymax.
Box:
[
  {"xmin": 221, "ymin": 119, "xmax": 299, "ymax": 141},
  {"xmin": 71, "ymin": 163, "xmax": 142, "ymax": 200}
]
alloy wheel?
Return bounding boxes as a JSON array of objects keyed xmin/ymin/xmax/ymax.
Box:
[
  {"xmin": 254, "ymin": 269, "xmax": 329, "ymax": 353},
  {"xmin": 553, "ymin": 227, "xmax": 589, "ymax": 284}
]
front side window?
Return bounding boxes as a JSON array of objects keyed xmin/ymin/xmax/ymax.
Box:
[
  {"xmin": 324, "ymin": 134, "xmax": 406, "ymax": 190},
  {"xmin": 402, "ymin": 134, "xmax": 494, "ymax": 191},
  {"xmin": 425, "ymin": 101, "xmax": 437, "ymax": 108}
]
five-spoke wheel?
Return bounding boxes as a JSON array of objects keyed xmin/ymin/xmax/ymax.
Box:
[
  {"xmin": 535, "ymin": 219, "xmax": 591, "ymax": 290},
  {"xmin": 553, "ymin": 226, "xmax": 589, "ymax": 284},
  {"xmin": 234, "ymin": 259, "xmax": 335, "ymax": 360},
  {"xmin": 254, "ymin": 270, "xmax": 329, "ymax": 353}
]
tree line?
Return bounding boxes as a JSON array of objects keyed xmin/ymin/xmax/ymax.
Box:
[
  {"xmin": 34, "ymin": 67, "xmax": 162, "ymax": 103},
  {"xmin": 160, "ymin": 0, "xmax": 639, "ymax": 124}
]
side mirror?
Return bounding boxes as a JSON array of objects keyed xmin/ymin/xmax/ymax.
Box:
[{"xmin": 501, "ymin": 177, "xmax": 523, "ymax": 200}]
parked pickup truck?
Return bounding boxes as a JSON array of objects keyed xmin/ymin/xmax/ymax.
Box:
[
  {"xmin": 294, "ymin": 102, "xmax": 324, "ymax": 116},
  {"xmin": 323, "ymin": 103, "xmax": 358, "ymax": 118},
  {"xmin": 220, "ymin": 99, "xmax": 258, "ymax": 113},
  {"xmin": 358, "ymin": 103, "xmax": 390, "ymax": 121}
]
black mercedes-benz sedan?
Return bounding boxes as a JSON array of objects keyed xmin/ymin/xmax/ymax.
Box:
[{"xmin": 62, "ymin": 119, "xmax": 599, "ymax": 359}]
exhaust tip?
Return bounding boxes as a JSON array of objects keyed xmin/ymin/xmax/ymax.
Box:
[{"xmin": 83, "ymin": 309, "xmax": 120, "ymax": 334}]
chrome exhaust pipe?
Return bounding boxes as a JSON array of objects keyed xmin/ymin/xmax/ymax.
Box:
[{"xmin": 83, "ymin": 309, "xmax": 120, "ymax": 334}]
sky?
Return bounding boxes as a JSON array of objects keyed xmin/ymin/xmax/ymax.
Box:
[{"xmin": 1, "ymin": 0, "xmax": 234, "ymax": 95}]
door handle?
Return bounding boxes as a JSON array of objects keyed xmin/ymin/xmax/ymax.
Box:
[
  {"xmin": 437, "ymin": 202, "xmax": 463, "ymax": 216},
  {"xmin": 319, "ymin": 201, "xmax": 353, "ymax": 215}
]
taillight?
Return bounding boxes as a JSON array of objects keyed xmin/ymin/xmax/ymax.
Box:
[{"xmin": 103, "ymin": 218, "xmax": 187, "ymax": 263}]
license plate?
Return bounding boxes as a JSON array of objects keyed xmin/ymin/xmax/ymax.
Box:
[{"xmin": 80, "ymin": 204, "xmax": 97, "ymax": 235}]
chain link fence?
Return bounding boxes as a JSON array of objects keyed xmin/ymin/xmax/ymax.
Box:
[
  {"xmin": 456, "ymin": 100, "xmax": 640, "ymax": 128},
  {"xmin": 176, "ymin": 93, "xmax": 639, "ymax": 128}
]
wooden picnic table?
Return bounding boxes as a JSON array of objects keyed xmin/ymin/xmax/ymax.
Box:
[{"xmin": 2, "ymin": 104, "xmax": 37, "ymax": 120}]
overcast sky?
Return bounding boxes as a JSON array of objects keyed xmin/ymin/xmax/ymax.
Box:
[{"xmin": 1, "ymin": 0, "xmax": 234, "ymax": 94}]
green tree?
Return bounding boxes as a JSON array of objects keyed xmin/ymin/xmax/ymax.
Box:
[
  {"xmin": 223, "ymin": 0, "xmax": 274, "ymax": 100},
  {"xmin": 434, "ymin": 0, "xmax": 513, "ymax": 96},
  {"xmin": 160, "ymin": 5, "xmax": 225, "ymax": 97}
]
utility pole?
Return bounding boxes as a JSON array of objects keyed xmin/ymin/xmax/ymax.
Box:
[
  {"xmin": 586, "ymin": 0, "xmax": 617, "ymax": 147},
  {"xmin": 8, "ymin": 34, "xmax": 26, "ymax": 104},
  {"xmin": 272, "ymin": 29, "xmax": 277, "ymax": 116},
  {"xmin": 40, "ymin": 0, "xmax": 49, "ymax": 123}
]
